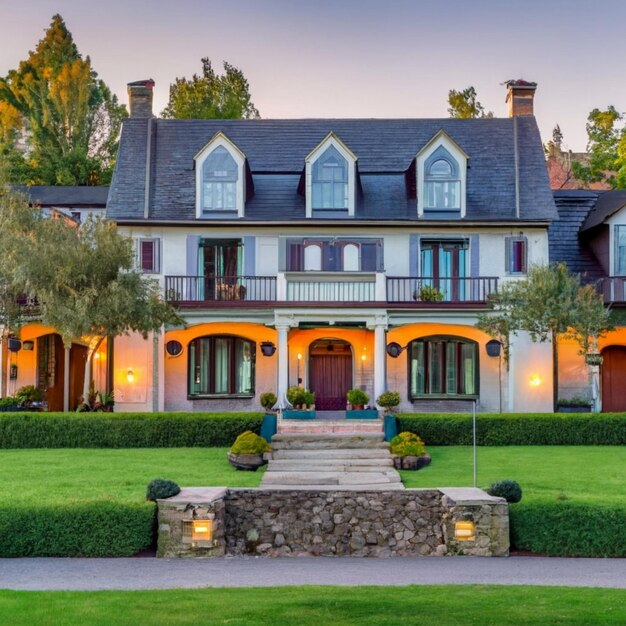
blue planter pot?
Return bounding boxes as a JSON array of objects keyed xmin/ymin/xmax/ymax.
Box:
[
  {"xmin": 346, "ymin": 409, "xmax": 379, "ymax": 419},
  {"xmin": 283, "ymin": 410, "xmax": 316, "ymax": 419}
]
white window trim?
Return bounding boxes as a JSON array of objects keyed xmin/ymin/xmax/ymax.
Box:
[
  {"xmin": 194, "ymin": 132, "xmax": 246, "ymax": 219},
  {"xmin": 305, "ymin": 132, "xmax": 357, "ymax": 218},
  {"xmin": 416, "ymin": 131, "xmax": 467, "ymax": 218}
]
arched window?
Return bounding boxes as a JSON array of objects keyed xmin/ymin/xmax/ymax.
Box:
[
  {"xmin": 409, "ymin": 336, "xmax": 477, "ymax": 398},
  {"xmin": 188, "ymin": 335, "xmax": 255, "ymax": 396},
  {"xmin": 311, "ymin": 145, "xmax": 348, "ymax": 209},
  {"xmin": 304, "ymin": 243, "xmax": 322, "ymax": 270},
  {"xmin": 424, "ymin": 147, "xmax": 460, "ymax": 210},
  {"xmin": 202, "ymin": 146, "xmax": 239, "ymax": 211}
]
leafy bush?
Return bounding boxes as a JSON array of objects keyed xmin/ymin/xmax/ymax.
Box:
[
  {"xmin": 0, "ymin": 502, "xmax": 154, "ymax": 557},
  {"xmin": 487, "ymin": 479, "xmax": 522, "ymax": 503},
  {"xmin": 376, "ymin": 391, "xmax": 400, "ymax": 410},
  {"xmin": 557, "ymin": 397, "xmax": 591, "ymax": 407},
  {"xmin": 146, "ymin": 478, "xmax": 180, "ymax": 501},
  {"xmin": 259, "ymin": 392, "xmax": 277, "ymax": 410},
  {"xmin": 390, "ymin": 432, "xmax": 426, "ymax": 457},
  {"xmin": 511, "ymin": 501, "xmax": 626, "ymax": 557},
  {"xmin": 15, "ymin": 385, "xmax": 43, "ymax": 406},
  {"xmin": 347, "ymin": 388, "xmax": 369, "ymax": 406},
  {"xmin": 0, "ymin": 412, "xmax": 264, "ymax": 448},
  {"xmin": 0, "ymin": 397, "xmax": 20, "ymax": 410},
  {"xmin": 230, "ymin": 431, "xmax": 270, "ymax": 455},
  {"xmin": 395, "ymin": 413, "xmax": 626, "ymax": 445},
  {"xmin": 286, "ymin": 386, "xmax": 315, "ymax": 407}
]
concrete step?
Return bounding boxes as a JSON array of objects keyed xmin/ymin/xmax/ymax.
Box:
[
  {"xmin": 270, "ymin": 448, "xmax": 391, "ymax": 460},
  {"xmin": 266, "ymin": 459, "xmax": 394, "ymax": 471},
  {"xmin": 271, "ymin": 434, "xmax": 387, "ymax": 450},
  {"xmin": 261, "ymin": 471, "xmax": 401, "ymax": 485},
  {"xmin": 278, "ymin": 421, "xmax": 383, "ymax": 435},
  {"xmin": 260, "ymin": 483, "xmax": 406, "ymax": 491}
]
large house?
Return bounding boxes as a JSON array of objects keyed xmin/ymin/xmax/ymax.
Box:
[{"xmin": 99, "ymin": 78, "xmax": 555, "ymax": 414}]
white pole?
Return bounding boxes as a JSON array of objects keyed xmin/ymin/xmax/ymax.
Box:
[{"xmin": 472, "ymin": 399, "xmax": 477, "ymax": 488}]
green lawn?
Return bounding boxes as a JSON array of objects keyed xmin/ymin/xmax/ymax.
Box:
[
  {"xmin": 0, "ymin": 586, "xmax": 624, "ymax": 625},
  {"xmin": 1, "ymin": 445, "xmax": 624, "ymax": 506}
]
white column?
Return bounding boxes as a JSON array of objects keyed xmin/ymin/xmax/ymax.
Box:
[
  {"xmin": 373, "ymin": 321, "xmax": 387, "ymax": 405},
  {"xmin": 276, "ymin": 323, "xmax": 291, "ymax": 408},
  {"xmin": 63, "ymin": 347, "xmax": 71, "ymax": 412}
]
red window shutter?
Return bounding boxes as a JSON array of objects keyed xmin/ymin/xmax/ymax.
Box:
[{"xmin": 141, "ymin": 240, "xmax": 154, "ymax": 272}]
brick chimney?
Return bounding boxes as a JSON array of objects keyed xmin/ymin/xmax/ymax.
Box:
[
  {"xmin": 127, "ymin": 79, "xmax": 155, "ymax": 118},
  {"xmin": 505, "ymin": 79, "xmax": 537, "ymax": 117}
]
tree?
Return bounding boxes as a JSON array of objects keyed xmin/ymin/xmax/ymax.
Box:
[
  {"xmin": 162, "ymin": 57, "xmax": 260, "ymax": 120},
  {"xmin": 0, "ymin": 14, "xmax": 127, "ymax": 185},
  {"xmin": 476, "ymin": 264, "xmax": 612, "ymax": 407},
  {"xmin": 0, "ymin": 178, "xmax": 183, "ymax": 398},
  {"xmin": 572, "ymin": 106, "xmax": 626, "ymax": 189},
  {"xmin": 447, "ymin": 86, "xmax": 493, "ymax": 119}
]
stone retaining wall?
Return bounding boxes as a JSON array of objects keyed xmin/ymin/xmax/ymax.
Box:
[{"xmin": 157, "ymin": 487, "xmax": 509, "ymax": 558}]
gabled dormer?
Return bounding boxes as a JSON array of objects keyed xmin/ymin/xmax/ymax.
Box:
[
  {"xmin": 305, "ymin": 132, "xmax": 357, "ymax": 218},
  {"xmin": 416, "ymin": 130, "xmax": 468, "ymax": 219},
  {"xmin": 194, "ymin": 132, "xmax": 247, "ymax": 219}
]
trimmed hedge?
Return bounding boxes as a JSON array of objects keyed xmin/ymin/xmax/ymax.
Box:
[
  {"xmin": 396, "ymin": 413, "xmax": 626, "ymax": 445},
  {"xmin": 0, "ymin": 502, "xmax": 154, "ymax": 557},
  {"xmin": 510, "ymin": 501, "xmax": 626, "ymax": 557},
  {"xmin": 0, "ymin": 412, "xmax": 264, "ymax": 449}
]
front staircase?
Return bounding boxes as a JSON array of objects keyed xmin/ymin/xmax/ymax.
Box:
[{"xmin": 261, "ymin": 420, "xmax": 404, "ymax": 490}]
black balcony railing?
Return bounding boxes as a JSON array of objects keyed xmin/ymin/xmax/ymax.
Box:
[
  {"xmin": 386, "ymin": 276, "xmax": 498, "ymax": 303},
  {"xmin": 600, "ymin": 277, "xmax": 626, "ymax": 303},
  {"xmin": 165, "ymin": 275, "xmax": 277, "ymax": 303}
]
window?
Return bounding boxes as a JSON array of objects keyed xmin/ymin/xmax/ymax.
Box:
[
  {"xmin": 202, "ymin": 146, "xmax": 238, "ymax": 211},
  {"xmin": 409, "ymin": 336, "xmax": 477, "ymax": 398},
  {"xmin": 424, "ymin": 149, "xmax": 460, "ymax": 211},
  {"xmin": 420, "ymin": 240, "xmax": 468, "ymax": 301},
  {"xmin": 188, "ymin": 335, "xmax": 255, "ymax": 396},
  {"xmin": 138, "ymin": 238, "xmax": 160, "ymax": 273},
  {"xmin": 616, "ymin": 226, "xmax": 626, "ymax": 275},
  {"xmin": 312, "ymin": 145, "xmax": 348, "ymax": 210},
  {"xmin": 286, "ymin": 238, "xmax": 382, "ymax": 272},
  {"xmin": 505, "ymin": 236, "xmax": 527, "ymax": 274}
]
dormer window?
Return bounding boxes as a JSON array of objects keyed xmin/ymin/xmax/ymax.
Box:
[
  {"xmin": 416, "ymin": 131, "xmax": 467, "ymax": 218},
  {"xmin": 305, "ymin": 132, "xmax": 357, "ymax": 218},
  {"xmin": 312, "ymin": 145, "xmax": 348, "ymax": 210},
  {"xmin": 194, "ymin": 132, "xmax": 246, "ymax": 218}
]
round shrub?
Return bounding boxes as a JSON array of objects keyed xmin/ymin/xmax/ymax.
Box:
[
  {"xmin": 260, "ymin": 392, "xmax": 277, "ymax": 410},
  {"xmin": 376, "ymin": 391, "xmax": 400, "ymax": 410},
  {"xmin": 146, "ymin": 478, "xmax": 181, "ymax": 501},
  {"xmin": 487, "ymin": 479, "xmax": 523, "ymax": 503},
  {"xmin": 230, "ymin": 431, "xmax": 271, "ymax": 455},
  {"xmin": 347, "ymin": 388, "xmax": 369, "ymax": 406},
  {"xmin": 390, "ymin": 431, "xmax": 426, "ymax": 457}
]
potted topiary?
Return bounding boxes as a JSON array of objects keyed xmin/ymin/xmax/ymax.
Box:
[
  {"xmin": 284, "ymin": 386, "xmax": 316, "ymax": 419},
  {"xmin": 376, "ymin": 390, "xmax": 400, "ymax": 413},
  {"xmin": 347, "ymin": 388, "xmax": 369, "ymax": 410},
  {"xmin": 227, "ymin": 431, "xmax": 271, "ymax": 471},
  {"xmin": 390, "ymin": 431, "xmax": 431, "ymax": 470},
  {"xmin": 260, "ymin": 391, "xmax": 277, "ymax": 412}
]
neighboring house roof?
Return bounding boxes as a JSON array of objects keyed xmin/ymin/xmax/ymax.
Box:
[
  {"xmin": 580, "ymin": 190, "xmax": 626, "ymax": 233},
  {"xmin": 546, "ymin": 148, "xmax": 613, "ymax": 191},
  {"xmin": 15, "ymin": 185, "xmax": 109, "ymax": 207},
  {"xmin": 107, "ymin": 117, "xmax": 557, "ymax": 223},
  {"xmin": 549, "ymin": 190, "xmax": 605, "ymax": 281}
]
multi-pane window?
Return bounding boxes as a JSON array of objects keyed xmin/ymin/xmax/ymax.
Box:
[
  {"xmin": 409, "ymin": 336, "xmax": 477, "ymax": 398},
  {"xmin": 615, "ymin": 226, "xmax": 626, "ymax": 275},
  {"xmin": 311, "ymin": 145, "xmax": 348, "ymax": 210},
  {"xmin": 202, "ymin": 146, "xmax": 238, "ymax": 211},
  {"xmin": 505, "ymin": 236, "xmax": 528, "ymax": 274},
  {"xmin": 424, "ymin": 148, "xmax": 460, "ymax": 211},
  {"xmin": 287, "ymin": 238, "xmax": 382, "ymax": 272},
  {"xmin": 138, "ymin": 238, "xmax": 160, "ymax": 273},
  {"xmin": 188, "ymin": 335, "xmax": 255, "ymax": 396}
]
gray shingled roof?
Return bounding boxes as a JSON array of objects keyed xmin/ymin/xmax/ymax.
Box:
[
  {"xmin": 580, "ymin": 190, "xmax": 626, "ymax": 232},
  {"xmin": 549, "ymin": 190, "xmax": 605, "ymax": 281},
  {"xmin": 107, "ymin": 117, "xmax": 556, "ymax": 222},
  {"xmin": 16, "ymin": 185, "xmax": 109, "ymax": 207}
]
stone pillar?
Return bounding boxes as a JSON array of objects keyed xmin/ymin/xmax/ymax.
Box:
[
  {"xmin": 369, "ymin": 316, "xmax": 388, "ymax": 405},
  {"xmin": 276, "ymin": 323, "xmax": 291, "ymax": 408}
]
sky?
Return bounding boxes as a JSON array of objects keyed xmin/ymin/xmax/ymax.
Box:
[{"xmin": 1, "ymin": 0, "xmax": 625, "ymax": 152}]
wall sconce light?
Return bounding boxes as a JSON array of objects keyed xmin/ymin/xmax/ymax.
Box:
[
  {"xmin": 386, "ymin": 342, "xmax": 406, "ymax": 358},
  {"xmin": 166, "ymin": 340, "xmax": 183, "ymax": 357},
  {"xmin": 7, "ymin": 337, "xmax": 22, "ymax": 352},
  {"xmin": 529, "ymin": 374, "xmax": 542, "ymax": 387},
  {"xmin": 9, "ymin": 364, "xmax": 18, "ymax": 380},
  {"xmin": 297, "ymin": 352, "xmax": 302, "ymax": 360},
  {"xmin": 485, "ymin": 339, "xmax": 502, "ymax": 358},
  {"xmin": 361, "ymin": 354, "xmax": 367, "ymax": 361},
  {"xmin": 454, "ymin": 519, "xmax": 476, "ymax": 542},
  {"xmin": 191, "ymin": 519, "xmax": 213, "ymax": 542},
  {"xmin": 260, "ymin": 341, "xmax": 276, "ymax": 357},
  {"xmin": 126, "ymin": 369, "xmax": 135, "ymax": 383},
  {"xmin": 22, "ymin": 340, "xmax": 34, "ymax": 351}
]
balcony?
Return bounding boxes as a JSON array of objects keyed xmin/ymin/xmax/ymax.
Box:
[
  {"xmin": 600, "ymin": 277, "xmax": 626, "ymax": 303},
  {"xmin": 165, "ymin": 274, "xmax": 498, "ymax": 307}
]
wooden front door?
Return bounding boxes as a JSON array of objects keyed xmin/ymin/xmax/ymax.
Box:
[
  {"xmin": 309, "ymin": 349, "xmax": 353, "ymax": 411},
  {"xmin": 601, "ymin": 346, "xmax": 626, "ymax": 412}
]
